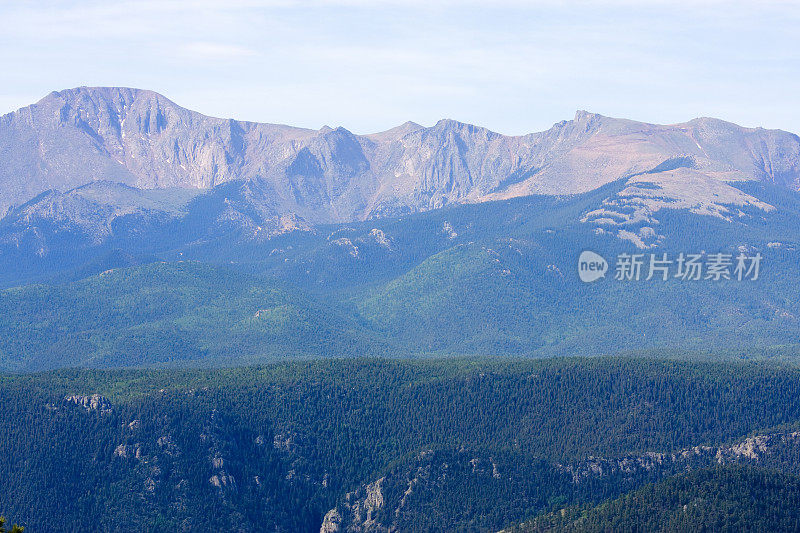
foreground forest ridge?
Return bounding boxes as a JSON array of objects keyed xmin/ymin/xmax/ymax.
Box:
[{"xmin": 2, "ymin": 357, "xmax": 800, "ymax": 531}]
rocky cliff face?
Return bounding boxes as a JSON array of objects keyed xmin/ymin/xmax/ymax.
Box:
[
  {"xmin": 3, "ymin": 87, "xmax": 799, "ymax": 226},
  {"xmin": 0, "ymin": 87, "xmax": 317, "ymax": 216},
  {"xmin": 322, "ymin": 431, "xmax": 800, "ymax": 532},
  {"xmin": 64, "ymin": 393, "xmax": 113, "ymax": 415}
]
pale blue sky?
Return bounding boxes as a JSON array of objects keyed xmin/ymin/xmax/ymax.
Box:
[{"xmin": 1, "ymin": 1, "xmax": 799, "ymax": 135}]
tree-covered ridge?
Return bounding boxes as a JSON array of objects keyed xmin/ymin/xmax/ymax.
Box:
[
  {"xmin": 0, "ymin": 261, "xmax": 389, "ymax": 371},
  {"xmin": 1, "ymin": 245, "xmax": 799, "ymax": 372},
  {"xmin": 517, "ymin": 466, "xmax": 800, "ymax": 533},
  {"xmin": 3, "ymin": 358, "xmax": 800, "ymax": 531}
]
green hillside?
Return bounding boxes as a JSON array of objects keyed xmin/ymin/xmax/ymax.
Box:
[
  {"xmin": 0, "ymin": 262, "xmax": 387, "ymax": 371},
  {"xmin": 354, "ymin": 237, "xmax": 800, "ymax": 358},
  {"xmin": 1, "ymin": 185, "xmax": 800, "ymax": 371}
]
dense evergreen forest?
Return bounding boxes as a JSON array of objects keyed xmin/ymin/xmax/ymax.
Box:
[
  {"xmin": 1, "ymin": 250, "xmax": 799, "ymax": 372},
  {"xmin": 518, "ymin": 466, "xmax": 800, "ymax": 532},
  {"xmin": 3, "ymin": 357, "xmax": 800, "ymax": 531}
]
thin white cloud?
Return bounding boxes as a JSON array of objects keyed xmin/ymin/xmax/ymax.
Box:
[
  {"xmin": 178, "ymin": 42, "xmax": 259, "ymax": 60},
  {"xmin": 0, "ymin": 0, "xmax": 799, "ymax": 135}
]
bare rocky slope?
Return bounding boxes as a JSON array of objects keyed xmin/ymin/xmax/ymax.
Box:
[{"xmin": 2, "ymin": 86, "xmax": 799, "ymax": 227}]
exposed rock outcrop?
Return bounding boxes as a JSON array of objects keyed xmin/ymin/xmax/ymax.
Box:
[{"xmin": 64, "ymin": 393, "xmax": 112, "ymax": 414}]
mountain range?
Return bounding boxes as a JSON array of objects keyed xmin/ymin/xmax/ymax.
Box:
[
  {"xmin": 1, "ymin": 87, "xmax": 800, "ymax": 370},
  {"xmin": 2, "ymin": 87, "xmax": 799, "ymax": 247},
  {"xmin": 3, "ymin": 88, "xmax": 800, "ymax": 530}
]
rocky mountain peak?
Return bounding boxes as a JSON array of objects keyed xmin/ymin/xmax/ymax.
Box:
[
  {"xmin": 1, "ymin": 86, "xmax": 800, "ymax": 230},
  {"xmin": 366, "ymin": 121, "xmax": 424, "ymax": 142}
]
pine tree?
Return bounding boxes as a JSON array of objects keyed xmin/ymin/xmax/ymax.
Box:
[{"xmin": 0, "ymin": 517, "xmax": 23, "ymax": 533}]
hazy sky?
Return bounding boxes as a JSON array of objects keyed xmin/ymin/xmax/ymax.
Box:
[{"xmin": 1, "ymin": 0, "xmax": 799, "ymax": 135}]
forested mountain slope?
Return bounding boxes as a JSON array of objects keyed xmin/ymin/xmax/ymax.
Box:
[
  {"xmin": 516, "ymin": 467, "xmax": 800, "ymax": 533},
  {"xmin": 2, "ymin": 358, "xmax": 800, "ymax": 532}
]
